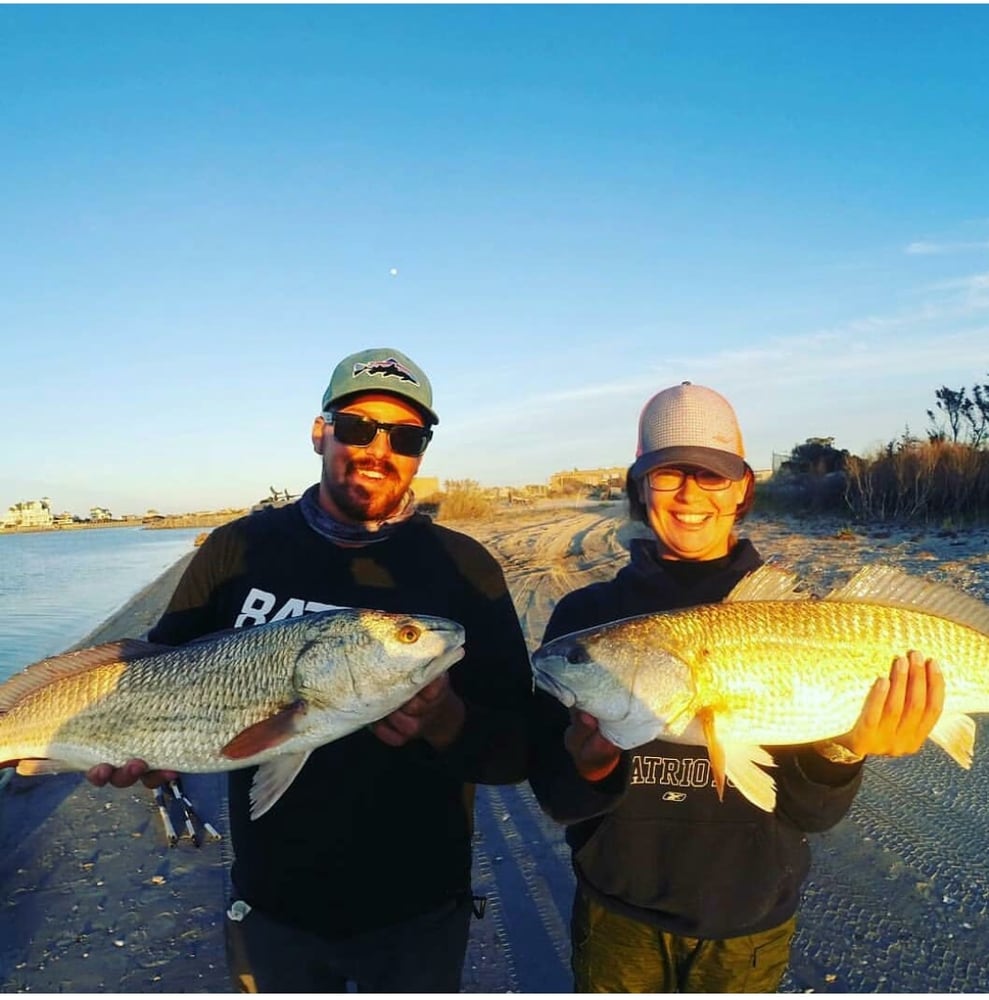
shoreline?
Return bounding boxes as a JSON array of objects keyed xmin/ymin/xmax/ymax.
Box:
[
  {"xmin": 0, "ymin": 547, "xmax": 231, "ymax": 993},
  {"xmin": 0, "ymin": 511, "xmax": 246, "ymax": 537}
]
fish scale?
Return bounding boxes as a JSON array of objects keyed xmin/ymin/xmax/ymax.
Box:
[
  {"xmin": 0, "ymin": 607, "xmax": 465, "ymax": 818},
  {"xmin": 531, "ymin": 563, "xmax": 989, "ymax": 812},
  {"xmin": 2, "ymin": 632, "xmax": 301, "ymax": 769},
  {"xmin": 627, "ymin": 599, "xmax": 989, "ymax": 747}
]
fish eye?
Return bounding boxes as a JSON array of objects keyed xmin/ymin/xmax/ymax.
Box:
[
  {"xmin": 397, "ymin": 624, "xmax": 421, "ymax": 644},
  {"xmin": 565, "ymin": 646, "xmax": 589, "ymax": 665}
]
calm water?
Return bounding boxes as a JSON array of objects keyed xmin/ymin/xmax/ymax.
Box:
[{"xmin": 0, "ymin": 526, "xmax": 202, "ymax": 683}]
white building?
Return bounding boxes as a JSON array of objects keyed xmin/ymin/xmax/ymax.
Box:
[{"xmin": 2, "ymin": 499, "xmax": 54, "ymax": 529}]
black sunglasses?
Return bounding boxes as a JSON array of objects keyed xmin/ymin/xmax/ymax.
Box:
[
  {"xmin": 647, "ymin": 467, "xmax": 734, "ymax": 492},
  {"xmin": 324, "ymin": 410, "xmax": 432, "ymax": 457}
]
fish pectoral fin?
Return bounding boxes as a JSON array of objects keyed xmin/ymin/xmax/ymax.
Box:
[
  {"xmin": 249, "ymin": 752, "xmax": 311, "ymax": 820},
  {"xmin": 221, "ymin": 701, "xmax": 308, "ymax": 760},
  {"xmin": 928, "ymin": 711, "xmax": 976, "ymax": 769},
  {"xmin": 698, "ymin": 708, "xmax": 727, "ymax": 801},
  {"xmin": 723, "ymin": 744, "xmax": 778, "ymax": 813}
]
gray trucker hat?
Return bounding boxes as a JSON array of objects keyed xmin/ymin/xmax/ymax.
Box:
[{"xmin": 629, "ymin": 381, "xmax": 748, "ymax": 481}]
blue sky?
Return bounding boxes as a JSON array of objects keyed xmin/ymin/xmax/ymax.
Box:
[{"xmin": 2, "ymin": 5, "xmax": 987, "ymax": 516}]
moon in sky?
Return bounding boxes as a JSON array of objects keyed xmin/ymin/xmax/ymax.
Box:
[{"xmin": 389, "ymin": 267, "xmax": 399, "ymax": 277}]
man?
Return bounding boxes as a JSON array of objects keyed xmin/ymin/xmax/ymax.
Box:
[{"xmin": 89, "ymin": 347, "xmax": 533, "ymax": 992}]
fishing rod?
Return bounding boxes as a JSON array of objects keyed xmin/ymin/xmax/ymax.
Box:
[
  {"xmin": 153, "ymin": 783, "xmax": 178, "ymax": 847},
  {"xmin": 170, "ymin": 779, "xmax": 200, "ymax": 848},
  {"xmin": 169, "ymin": 777, "xmax": 222, "ymax": 843}
]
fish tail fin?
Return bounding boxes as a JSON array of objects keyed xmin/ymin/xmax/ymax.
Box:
[{"xmin": 928, "ymin": 712, "xmax": 976, "ymax": 769}]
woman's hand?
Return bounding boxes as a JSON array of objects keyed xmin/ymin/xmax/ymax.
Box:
[
  {"xmin": 565, "ymin": 709, "xmax": 622, "ymax": 782},
  {"xmin": 824, "ymin": 650, "xmax": 945, "ymax": 761}
]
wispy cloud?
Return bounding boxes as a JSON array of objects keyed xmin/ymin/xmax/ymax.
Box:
[
  {"xmin": 438, "ymin": 246, "xmax": 989, "ymax": 486},
  {"xmin": 922, "ymin": 271, "xmax": 989, "ymax": 313},
  {"xmin": 928, "ymin": 271, "xmax": 989, "ymax": 292},
  {"xmin": 905, "ymin": 240, "xmax": 989, "ymax": 255}
]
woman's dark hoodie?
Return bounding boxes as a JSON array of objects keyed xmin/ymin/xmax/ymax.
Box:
[{"xmin": 528, "ymin": 536, "xmax": 864, "ymax": 939}]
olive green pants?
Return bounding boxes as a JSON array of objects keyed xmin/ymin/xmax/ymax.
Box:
[{"xmin": 570, "ymin": 890, "xmax": 797, "ymax": 993}]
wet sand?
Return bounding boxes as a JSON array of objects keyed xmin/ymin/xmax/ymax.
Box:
[{"xmin": 2, "ymin": 505, "xmax": 988, "ymax": 992}]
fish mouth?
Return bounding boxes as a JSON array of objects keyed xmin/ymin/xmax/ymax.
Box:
[
  {"xmin": 532, "ymin": 666, "xmax": 576, "ymax": 708},
  {"xmin": 412, "ymin": 644, "xmax": 465, "ymax": 685}
]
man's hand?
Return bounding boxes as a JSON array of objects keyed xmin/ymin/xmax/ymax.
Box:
[
  {"xmin": 85, "ymin": 759, "xmax": 178, "ymax": 790},
  {"xmin": 826, "ymin": 650, "xmax": 945, "ymax": 760},
  {"xmin": 565, "ymin": 709, "xmax": 622, "ymax": 782},
  {"xmin": 370, "ymin": 673, "xmax": 466, "ymax": 751}
]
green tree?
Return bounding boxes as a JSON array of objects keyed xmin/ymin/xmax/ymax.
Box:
[{"xmin": 781, "ymin": 437, "xmax": 849, "ymax": 475}]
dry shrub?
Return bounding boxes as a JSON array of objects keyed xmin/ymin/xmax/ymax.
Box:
[
  {"xmin": 844, "ymin": 441, "xmax": 989, "ymax": 523},
  {"xmin": 435, "ymin": 480, "xmax": 495, "ymax": 521}
]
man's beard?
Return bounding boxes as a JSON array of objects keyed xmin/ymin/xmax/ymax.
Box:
[{"xmin": 326, "ymin": 460, "xmax": 408, "ymax": 523}]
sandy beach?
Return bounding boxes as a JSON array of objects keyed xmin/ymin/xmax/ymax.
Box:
[{"xmin": 2, "ymin": 503, "xmax": 988, "ymax": 992}]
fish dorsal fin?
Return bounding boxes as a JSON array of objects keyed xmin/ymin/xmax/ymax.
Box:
[
  {"xmin": 184, "ymin": 625, "xmax": 243, "ymax": 645},
  {"xmin": 826, "ymin": 565, "xmax": 989, "ymax": 635},
  {"xmin": 724, "ymin": 563, "xmax": 810, "ymax": 603},
  {"xmin": 0, "ymin": 639, "xmax": 173, "ymax": 714}
]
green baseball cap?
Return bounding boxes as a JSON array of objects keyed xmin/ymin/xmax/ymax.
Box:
[{"xmin": 321, "ymin": 348, "xmax": 439, "ymax": 425}]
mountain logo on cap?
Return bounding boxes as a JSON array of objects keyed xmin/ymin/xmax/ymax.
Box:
[{"xmin": 352, "ymin": 357, "xmax": 420, "ymax": 386}]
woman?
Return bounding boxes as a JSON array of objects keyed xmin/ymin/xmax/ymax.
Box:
[{"xmin": 528, "ymin": 381, "xmax": 944, "ymax": 993}]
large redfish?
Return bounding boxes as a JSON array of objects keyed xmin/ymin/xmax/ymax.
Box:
[
  {"xmin": 0, "ymin": 608, "xmax": 464, "ymax": 818},
  {"xmin": 531, "ymin": 564, "xmax": 989, "ymax": 811}
]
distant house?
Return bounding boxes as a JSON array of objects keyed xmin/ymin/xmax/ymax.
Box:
[
  {"xmin": 90, "ymin": 506, "xmax": 113, "ymax": 522},
  {"xmin": 548, "ymin": 466, "xmax": 627, "ymax": 496},
  {"xmin": 2, "ymin": 499, "xmax": 54, "ymax": 529}
]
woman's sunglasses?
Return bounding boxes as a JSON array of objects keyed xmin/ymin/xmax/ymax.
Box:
[
  {"xmin": 647, "ymin": 467, "xmax": 734, "ymax": 492},
  {"xmin": 324, "ymin": 410, "xmax": 432, "ymax": 457}
]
